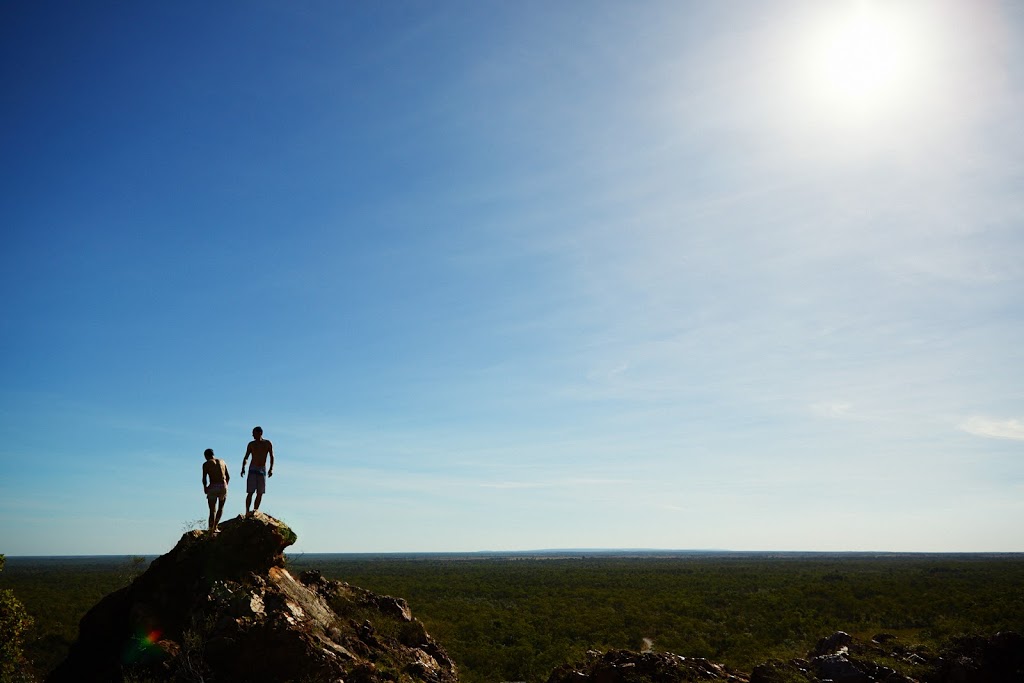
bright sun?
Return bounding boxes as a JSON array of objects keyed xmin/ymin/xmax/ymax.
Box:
[{"xmin": 801, "ymin": 2, "xmax": 929, "ymax": 124}]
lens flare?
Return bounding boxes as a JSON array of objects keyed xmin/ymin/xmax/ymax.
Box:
[{"xmin": 122, "ymin": 627, "xmax": 165, "ymax": 664}]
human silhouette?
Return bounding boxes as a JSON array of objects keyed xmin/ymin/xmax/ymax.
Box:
[
  {"xmin": 241, "ymin": 426, "xmax": 274, "ymax": 515},
  {"xmin": 201, "ymin": 448, "xmax": 230, "ymax": 533}
]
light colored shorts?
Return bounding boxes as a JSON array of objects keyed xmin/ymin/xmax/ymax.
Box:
[
  {"xmin": 206, "ymin": 483, "xmax": 227, "ymax": 501},
  {"xmin": 246, "ymin": 467, "xmax": 267, "ymax": 495}
]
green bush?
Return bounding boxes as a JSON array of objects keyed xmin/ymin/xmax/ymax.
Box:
[{"xmin": 0, "ymin": 555, "xmax": 35, "ymax": 682}]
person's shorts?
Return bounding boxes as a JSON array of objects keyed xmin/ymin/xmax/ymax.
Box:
[
  {"xmin": 206, "ymin": 483, "xmax": 227, "ymax": 501},
  {"xmin": 247, "ymin": 468, "xmax": 267, "ymax": 495}
]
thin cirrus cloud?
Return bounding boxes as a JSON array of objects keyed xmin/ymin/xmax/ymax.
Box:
[{"xmin": 960, "ymin": 417, "xmax": 1024, "ymax": 442}]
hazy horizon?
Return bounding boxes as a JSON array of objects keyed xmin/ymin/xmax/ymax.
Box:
[
  {"xmin": 8, "ymin": 547, "xmax": 1024, "ymax": 561},
  {"xmin": 3, "ymin": 1, "xmax": 1023, "ymax": 556}
]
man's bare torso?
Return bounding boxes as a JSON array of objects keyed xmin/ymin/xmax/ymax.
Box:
[
  {"xmin": 246, "ymin": 439, "xmax": 273, "ymax": 468},
  {"xmin": 203, "ymin": 458, "xmax": 228, "ymax": 485}
]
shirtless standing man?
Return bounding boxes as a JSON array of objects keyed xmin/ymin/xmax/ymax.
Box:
[
  {"xmin": 241, "ymin": 426, "xmax": 274, "ymax": 515},
  {"xmin": 202, "ymin": 448, "xmax": 230, "ymax": 533}
]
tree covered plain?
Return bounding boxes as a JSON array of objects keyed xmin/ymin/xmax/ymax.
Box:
[{"xmin": 2, "ymin": 553, "xmax": 1022, "ymax": 683}]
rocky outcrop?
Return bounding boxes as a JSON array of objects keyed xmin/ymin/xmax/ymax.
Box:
[
  {"xmin": 549, "ymin": 632, "xmax": 1024, "ymax": 683},
  {"xmin": 932, "ymin": 631, "xmax": 1024, "ymax": 683},
  {"xmin": 547, "ymin": 649, "xmax": 749, "ymax": 683},
  {"xmin": 750, "ymin": 630, "xmax": 1024, "ymax": 683},
  {"xmin": 47, "ymin": 513, "xmax": 457, "ymax": 683},
  {"xmin": 776, "ymin": 630, "xmax": 921, "ymax": 683}
]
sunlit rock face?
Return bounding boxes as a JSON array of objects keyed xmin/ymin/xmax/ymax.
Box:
[{"xmin": 47, "ymin": 513, "xmax": 458, "ymax": 683}]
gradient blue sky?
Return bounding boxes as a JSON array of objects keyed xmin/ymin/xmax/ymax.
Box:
[{"xmin": 2, "ymin": 1, "xmax": 1022, "ymax": 555}]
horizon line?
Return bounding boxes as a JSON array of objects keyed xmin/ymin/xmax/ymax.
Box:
[{"xmin": 7, "ymin": 548, "xmax": 1024, "ymax": 559}]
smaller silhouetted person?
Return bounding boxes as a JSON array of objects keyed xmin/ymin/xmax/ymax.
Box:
[
  {"xmin": 241, "ymin": 426, "xmax": 274, "ymax": 515},
  {"xmin": 202, "ymin": 448, "xmax": 230, "ymax": 533}
]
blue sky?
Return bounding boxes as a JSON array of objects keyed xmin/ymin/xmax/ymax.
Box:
[{"xmin": 2, "ymin": 1, "xmax": 1022, "ymax": 555}]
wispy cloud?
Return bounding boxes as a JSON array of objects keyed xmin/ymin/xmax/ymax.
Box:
[
  {"xmin": 959, "ymin": 417, "xmax": 1024, "ymax": 442},
  {"xmin": 479, "ymin": 481, "xmax": 555, "ymax": 490},
  {"xmin": 809, "ymin": 401, "xmax": 856, "ymax": 419}
]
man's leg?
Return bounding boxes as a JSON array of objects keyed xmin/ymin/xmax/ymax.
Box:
[
  {"xmin": 254, "ymin": 491, "xmax": 263, "ymax": 511},
  {"xmin": 207, "ymin": 496, "xmax": 217, "ymax": 532},
  {"xmin": 245, "ymin": 492, "xmax": 253, "ymax": 515},
  {"xmin": 214, "ymin": 496, "xmax": 226, "ymax": 529}
]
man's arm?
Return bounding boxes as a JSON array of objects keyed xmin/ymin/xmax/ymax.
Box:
[
  {"xmin": 202, "ymin": 463, "xmax": 210, "ymax": 490},
  {"xmin": 241, "ymin": 443, "xmax": 251, "ymax": 475},
  {"xmin": 223, "ymin": 460, "xmax": 230, "ymax": 485},
  {"xmin": 268, "ymin": 442, "xmax": 275, "ymax": 477}
]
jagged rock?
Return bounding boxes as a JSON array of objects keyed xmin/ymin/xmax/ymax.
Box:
[
  {"xmin": 931, "ymin": 631, "xmax": 1024, "ymax": 683},
  {"xmin": 550, "ymin": 631, "xmax": 1023, "ymax": 683},
  {"xmin": 47, "ymin": 513, "xmax": 457, "ymax": 683},
  {"xmin": 750, "ymin": 631, "xmax": 1024, "ymax": 683},
  {"xmin": 810, "ymin": 631, "xmax": 854, "ymax": 657},
  {"xmin": 547, "ymin": 649, "xmax": 749, "ymax": 683},
  {"xmin": 811, "ymin": 653, "xmax": 872, "ymax": 683},
  {"xmin": 752, "ymin": 632, "xmax": 919, "ymax": 683},
  {"xmin": 749, "ymin": 659, "xmax": 809, "ymax": 683},
  {"xmin": 804, "ymin": 633, "xmax": 871, "ymax": 683}
]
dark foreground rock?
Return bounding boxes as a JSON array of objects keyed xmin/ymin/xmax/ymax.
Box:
[
  {"xmin": 47, "ymin": 513, "xmax": 457, "ymax": 683},
  {"xmin": 550, "ymin": 631, "xmax": 1024, "ymax": 683},
  {"xmin": 547, "ymin": 649, "xmax": 750, "ymax": 683},
  {"xmin": 933, "ymin": 631, "xmax": 1024, "ymax": 683}
]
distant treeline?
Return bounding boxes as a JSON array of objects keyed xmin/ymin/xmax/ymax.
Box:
[{"xmin": 2, "ymin": 553, "xmax": 1022, "ymax": 683}]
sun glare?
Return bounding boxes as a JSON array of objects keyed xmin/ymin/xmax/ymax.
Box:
[
  {"xmin": 824, "ymin": 13, "xmax": 903, "ymax": 102},
  {"xmin": 800, "ymin": 2, "xmax": 930, "ymax": 125}
]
